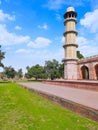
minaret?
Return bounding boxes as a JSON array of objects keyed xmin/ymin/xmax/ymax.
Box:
[{"xmin": 63, "ymin": 7, "xmax": 78, "ymax": 80}]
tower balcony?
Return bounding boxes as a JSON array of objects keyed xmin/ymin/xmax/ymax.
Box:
[
  {"xmin": 64, "ymin": 18, "xmax": 77, "ymax": 25},
  {"xmin": 63, "ymin": 30, "xmax": 78, "ymax": 36},
  {"xmin": 63, "ymin": 43, "xmax": 78, "ymax": 48},
  {"xmin": 62, "ymin": 58, "xmax": 78, "ymax": 62}
]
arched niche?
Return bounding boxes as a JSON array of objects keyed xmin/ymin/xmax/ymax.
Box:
[
  {"xmin": 95, "ymin": 64, "xmax": 98, "ymax": 80},
  {"xmin": 81, "ymin": 65, "xmax": 89, "ymax": 79}
]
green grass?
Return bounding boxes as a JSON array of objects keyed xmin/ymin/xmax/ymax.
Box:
[
  {"xmin": 16, "ymin": 79, "xmax": 42, "ymax": 83},
  {"xmin": 0, "ymin": 83, "xmax": 98, "ymax": 130}
]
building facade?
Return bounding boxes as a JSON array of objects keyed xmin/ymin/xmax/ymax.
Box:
[{"xmin": 63, "ymin": 7, "xmax": 98, "ymax": 80}]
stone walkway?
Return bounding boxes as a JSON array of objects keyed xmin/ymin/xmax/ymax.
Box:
[{"xmin": 18, "ymin": 82, "xmax": 98, "ymax": 110}]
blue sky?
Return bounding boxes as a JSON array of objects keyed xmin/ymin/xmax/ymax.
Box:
[{"xmin": 0, "ymin": 0, "xmax": 98, "ymax": 73}]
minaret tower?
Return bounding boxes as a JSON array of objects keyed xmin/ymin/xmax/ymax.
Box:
[{"xmin": 63, "ymin": 7, "xmax": 78, "ymax": 80}]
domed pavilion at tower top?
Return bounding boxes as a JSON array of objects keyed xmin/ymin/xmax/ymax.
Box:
[{"xmin": 66, "ymin": 6, "xmax": 75, "ymax": 12}]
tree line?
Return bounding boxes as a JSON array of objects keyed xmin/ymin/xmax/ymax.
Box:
[
  {"xmin": 25, "ymin": 59, "xmax": 64, "ymax": 80},
  {"xmin": 0, "ymin": 67, "xmax": 23, "ymax": 80},
  {"xmin": 0, "ymin": 60, "xmax": 64, "ymax": 80}
]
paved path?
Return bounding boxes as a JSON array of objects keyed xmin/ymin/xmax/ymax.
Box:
[{"xmin": 18, "ymin": 82, "xmax": 98, "ymax": 110}]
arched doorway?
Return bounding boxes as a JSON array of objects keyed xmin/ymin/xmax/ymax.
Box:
[
  {"xmin": 81, "ymin": 66, "xmax": 89, "ymax": 79},
  {"xmin": 95, "ymin": 64, "xmax": 98, "ymax": 80}
]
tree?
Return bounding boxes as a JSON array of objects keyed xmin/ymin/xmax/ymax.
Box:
[
  {"xmin": 58, "ymin": 63, "xmax": 64, "ymax": 78},
  {"xmin": 3, "ymin": 66, "xmax": 16, "ymax": 79},
  {"xmin": 0, "ymin": 45, "xmax": 5, "ymax": 68},
  {"xmin": 77, "ymin": 51, "xmax": 84, "ymax": 59},
  {"xmin": 0, "ymin": 72, "xmax": 6, "ymax": 80},
  {"xmin": 16, "ymin": 68, "xmax": 23, "ymax": 79},
  {"xmin": 25, "ymin": 66, "xmax": 31, "ymax": 78},
  {"xmin": 26, "ymin": 66, "xmax": 30, "ymax": 71},
  {"xmin": 44, "ymin": 59, "xmax": 60, "ymax": 80},
  {"xmin": 25, "ymin": 64, "xmax": 46, "ymax": 80}
]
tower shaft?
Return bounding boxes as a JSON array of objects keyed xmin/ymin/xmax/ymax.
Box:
[{"xmin": 63, "ymin": 7, "xmax": 78, "ymax": 80}]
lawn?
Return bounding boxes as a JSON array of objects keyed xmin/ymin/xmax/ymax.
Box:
[{"xmin": 0, "ymin": 82, "xmax": 98, "ymax": 130}]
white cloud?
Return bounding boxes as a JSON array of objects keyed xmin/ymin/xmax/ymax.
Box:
[
  {"xmin": 79, "ymin": 45, "xmax": 98, "ymax": 57},
  {"xmin": 80, "ymin": 9, "xmax": 98, "ymax": 33},
  {"xmin": 44, "ymin": 0, "xmax": 65, "ymax": 10},
  {"xmin": 5, "ymin": 47, "xmax": 11, "ymax": 51},
  {"xmin": 15, "ymin": 25, "xmax": 22, "ymax": 30},
  {"xmin": 34, "ymin": 48, "xmax": 63, "ymax": 62},
  {"xmin": 77, "ymin": 36, "xmax": 98, "ymax": 57},
  {"xmin": 78, "ymin": 8, "xmax": 98, "ymax": 56},
  {"xmin": 44, "ymin": 0, "xmax": 83, "ymax": 10},
  {"xmin": 27, "ymin": 37, "xmax": 52, "ymax": 48},
  {"xmin": 0, "ymin": 24, "xmax": 30, "ymax": 46},
  {"xmin": 61, "ymin": 36, "xmax": 64, "ymax": 43},
  {"xmin": 95, "ymin": 33, "xmax": 98, "ymax": 41},
  {"xmin": 0, "ymin": 9, "xmax": 15, "ymax": 21},
  {"xmin": 0, "ymin": 24, "xmax": 51, "ymax": 48},
  {"xmin": 16, "ymin": 49, "xmax": 32, "ymax": 53},
  {"xmin": 55, "ymin": 13, "xmax": 62, "ymax": 21},
  {"xmin": 16, "ymin": 47, "xmax": 63, "ymax": 64},
  {"xmin": 0, "ymin": 1, "xmax": 2, "ymax": 4},
  {"xmin": 77, "ymin": 36, "xmax": 89, "ymax": 46},
  {"xmin": 38, "ymin": 23, "xmax": 48, "ymax": 30}
]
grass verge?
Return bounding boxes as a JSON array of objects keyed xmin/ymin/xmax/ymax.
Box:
[{"xmin": 0, "ymin": 82, "xmax": 98, "ymax": 130}]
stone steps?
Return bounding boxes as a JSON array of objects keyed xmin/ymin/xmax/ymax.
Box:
[{"xmin": 42, "ymin": 80, "xmax": 98, "ymax": 91}]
